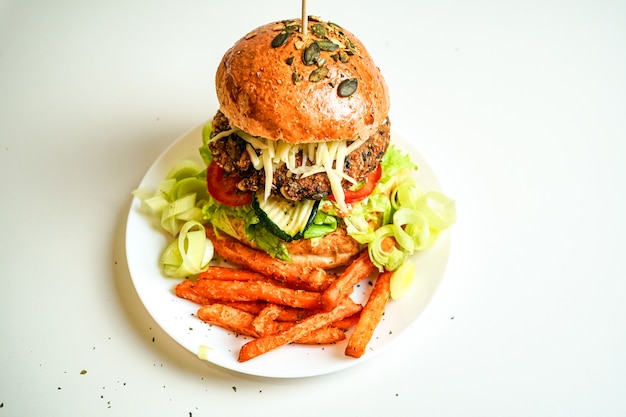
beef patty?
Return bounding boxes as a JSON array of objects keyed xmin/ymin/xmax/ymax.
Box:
[{"xmin": 208, "ymin": 110, "xmax": 390, "ymax": 201}]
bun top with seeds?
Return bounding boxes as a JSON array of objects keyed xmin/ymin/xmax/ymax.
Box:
[
  {"xmin": 203, "ymin": 17, "xmax": 396, "ymax": 269},
  {"xmin": 215, "ymin": 17, "xmax": 390, "ymax": 144}
]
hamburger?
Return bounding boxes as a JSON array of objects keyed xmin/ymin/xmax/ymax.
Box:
[{"xmin": 201, "ymin": 17, "xmax": 395, "ymax": 269}]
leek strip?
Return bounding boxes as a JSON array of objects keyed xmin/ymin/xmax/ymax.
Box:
[
  {"xmin": 166, "ymin": 159, "xmax": 204, "ymax": 181},
  {"xmin": 390, "ymin": 260, "xmax": 416, "ymax": 300},
  {"xmin": 143, "ymin": 194, "xmax": 169, "ymax": 212},
  {"xmin": 131, "ymin": 186, "xmax": 153, "ymax": 202},
  {"xmin": 415, "ymin": 191, "xmax": 457, "ymax": 231},
  {"xmin": 394, "ymin": 208, "xmax": 430, "ymax": 252},
  {"xmin": 161, "ymin": 193, "xmax": 197, "ymax": 235},
  {"xmin": 172, "ymin": 177, "xmax": 209, "ymax": 201},
  {"xmin": 160, "ymin": 220, "xmax": 214, "ymax": 278},
  {"xmin": 368, "ymin": 225, "xmax": 406, "ymax": 271},
  {"xmin": 391, "ymin": 178, "xmax": 423, "ymax": 210}
]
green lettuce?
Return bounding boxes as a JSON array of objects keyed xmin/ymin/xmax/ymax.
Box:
[{"xmin": 341, "ymin": 144, "xmax": 418, "ymax": 243}]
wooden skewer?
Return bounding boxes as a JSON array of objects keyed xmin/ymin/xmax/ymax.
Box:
[{"xmin": 301, "ymin": 0, "xmax": 308, "ymax": 35}]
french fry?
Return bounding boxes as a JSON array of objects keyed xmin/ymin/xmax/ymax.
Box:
[
  {"xmin": 321, "ymin": 250, "xmax": 377, "ymax": 310},
  {"xmin": 238, "ymin": 297, "xmax": 362, "ymax": 362},
  {"xmin": 345, "ymin": 270, "xmax": 392, "ymax": 358},
  {"xmin": 198, "ymin": 266, "xmax": 270, "ymax": 281},
  {"xmin": 206, "ymin": 227, "xmax": 334, "ymax": 291},
  {"xmin": 186, "ymin": 278, "xmax": 322, "ymax": 310}
]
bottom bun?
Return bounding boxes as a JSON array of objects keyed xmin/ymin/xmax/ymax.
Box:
[
  {"xmin": 281, "ymin": 228, "xmax": 361, "ymax": 269},
  {"xmin": 217, "ymin": 220, "xmax": 361, "ymax": 269}
]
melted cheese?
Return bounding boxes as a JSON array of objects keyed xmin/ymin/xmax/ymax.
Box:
[{"xmin": 235, "ymin": 128, "xmax": 361, "ymax": 212}]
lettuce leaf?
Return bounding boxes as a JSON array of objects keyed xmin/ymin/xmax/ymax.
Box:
[
  {"xmin": 202, "ymin": 196, "xmax": 292, "ymax": 262},
  {"xmin": 379, "ymin": 144, "xmax": 417, "ymax": 182},
  {"xmin": 199, "ymin": 122, "xmax": 213, "ymax": 166}
]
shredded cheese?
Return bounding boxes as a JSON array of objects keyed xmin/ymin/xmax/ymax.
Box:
[{"xmin": 225, "ymin": 128, "xmax": 359, "ymax": 212}]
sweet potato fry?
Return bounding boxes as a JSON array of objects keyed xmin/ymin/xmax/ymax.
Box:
[
  {"xmin": 345, "ymin": 270, "xmax": 392, "ymax": 358},
  {"xmin": 238, "ymin": 297, "xmax": 362, "ymax": 362},
  {"xmin": 187, "ymin": 278, "xmax": 322, "ymax": 310},
  {"xmin": 251, "ymin": 304, "xmax": 284, "ymax": 336},
  {"xmin": 197, "ymin": 303, "xmax": 291, "ymax": 337},
  {"xmin": 206, "ymin": 227, "xmax": 333, "ymax": 291},
  {"xmin": 295, "ymin": 326, "xmax": 347, "ymax": 345},
  {"xmin": 175, "ymin": 279, "xmax": 216, "ymax": 306},
  {"xmin": 176, "ymin": 290, "xmax": 316, "ymax": 322},
  {"xmin": 229, "ymin": 302, "xmax": 315, "ymax": 322},
  {"xmin": 321, "ymin": 250, "xmax": 377, "ymax": 310},
  {"xmin": 198, "ymin": 266, "xmax": 270, "ymax": 281},
  {"xmin": 197, "ymin": 303, "xmax": 259, "ymax": 337},
  {"xmin": 197, "ymin": 303, "xmax": 344, "ymax": 345},
  {"xmin": 330, "ymin": 312, "xmax": 361, "ymax": 331}
]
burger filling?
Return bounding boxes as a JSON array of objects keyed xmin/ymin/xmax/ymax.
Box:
[{"xmin": 209, "ymin": 110, "xmax": 390, "ymax": 205}]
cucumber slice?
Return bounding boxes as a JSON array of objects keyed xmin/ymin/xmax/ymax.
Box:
[{"xmin": 252, "ymin": 191, "xmax": 320, "ymax": 242}]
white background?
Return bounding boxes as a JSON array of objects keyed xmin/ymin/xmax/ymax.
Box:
[{"xmin": 1, "ymin": 0, "xmax": 625, "ymax": 416}]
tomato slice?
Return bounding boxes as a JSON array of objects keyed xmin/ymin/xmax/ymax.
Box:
[
  {"xmin": 206, "ymin": 160, "xmax": 252, "ymax": 206},
  {"xmin": 330, "ymin": 165, "xmax": 382, "ymax": 204}
]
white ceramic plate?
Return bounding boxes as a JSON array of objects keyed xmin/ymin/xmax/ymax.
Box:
[{"xmin": 125, "ymin": 121, "xmax": 452, "ymax": 378}]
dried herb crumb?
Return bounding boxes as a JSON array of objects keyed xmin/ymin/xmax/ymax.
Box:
[
  {"xmin": 80, "ymin": 369, "xmax": 87, "ymax": 375},
  {"xmin": 232, "ymin": 386, "xmax": 237, "ymax": 392}
]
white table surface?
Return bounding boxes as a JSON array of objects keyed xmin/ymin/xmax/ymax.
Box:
[{"xmin": 2, "ymin": 0, "xmax": 625, "ymax": 416}]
